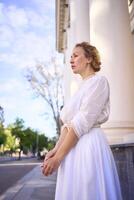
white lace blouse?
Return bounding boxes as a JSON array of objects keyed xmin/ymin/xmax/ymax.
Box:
[{"xmin": 60, "ymin": 74, "xmax": 110, "ymax": 138}]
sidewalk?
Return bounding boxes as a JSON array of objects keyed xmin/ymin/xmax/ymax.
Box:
[
  {"xmin": 0, "ymin": 156, "xmax": 18, "ymax": 162},
  {"xmin": 0, "ymin": 165, "xmax": 57, "ymax": 200},
  {"xmin": 0, "ymin": 156, "xmax": 35, "ymax": 163}
]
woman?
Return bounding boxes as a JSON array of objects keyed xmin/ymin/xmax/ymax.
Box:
[{"xmin": 42, "ymin": 42, "xmax": 122, "ymax": 200}]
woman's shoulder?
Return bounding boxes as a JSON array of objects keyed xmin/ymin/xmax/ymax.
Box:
[
  {"xmin": 83, "ymin": 74, "xmax": 109, "ymax": 92},
  {"xmin": 97, "ymin": 74, "xmax": 109, "ymax": 84},
  {"xmin": 85, "ymin": 74, "xmax": 109, "ymax": 84}
]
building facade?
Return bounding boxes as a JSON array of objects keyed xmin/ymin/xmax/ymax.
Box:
[{"xmin": 56, "ymin": 0, "xmax": 134, "ymax": 145}]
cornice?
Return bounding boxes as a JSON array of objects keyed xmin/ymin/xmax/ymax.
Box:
[
  {"xmin": 128, "ymin": 0, "xmax": 134, "ymax": 33},
  {"xmin": 56, "ymin": 0, "xmax": 69, "ymax": 52}
]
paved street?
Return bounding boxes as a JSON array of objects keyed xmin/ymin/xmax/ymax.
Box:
[
  {"xmin": 0, "ymin": 158, "xmax": 57, "ymax": 200},
  {"xmin": 0, "ymin": 158, "xmax": 41, "ymax": 195},
  {"xmin": 0, "ymin": 164, "xmax": 57, "ymax": 200}
]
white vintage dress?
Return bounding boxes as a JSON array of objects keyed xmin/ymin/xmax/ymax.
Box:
[{"xmin": 55, "ymin": 74, "xmax": 122, "ymax": 200}]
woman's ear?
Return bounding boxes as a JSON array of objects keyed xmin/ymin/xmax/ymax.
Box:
[{"xmin": 87, "ymin": 57, "xmax": 92, "ymax": 64}]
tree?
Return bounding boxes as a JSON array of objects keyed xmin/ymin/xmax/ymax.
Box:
[
  {"xmin": 0, "ymin": 106, "xmax": 4, "ymax": 125},
  {"xmin": 22, "ymin": 128, "xmax": 38, "ymax": 156},
  {"xmin": 38, "ymin": 134, "xmax": 48, "ymax": 152},
  {"xmin": 11, "ymin": 118, "xmax": 50, "ymax": 158},
  {"xmin": 4, "ymin": 128, "xmax": 18, "ymax": 156},
  {"xmin": 0, "ymin": 106, "xmax": 6, "ymax": 150},
  {"xmin": 26, "ymin": 57, "xmax": 64, "ymax": 135},
  {"xmin": 11, "ymin": 118, "xmax": 25, "ymax": 159},
  {"xmin": 0, "ymin": 129, "xmax": 6, "ymax": 147},
  {"xmin": 47, "ymin": 136, "xmax": 57, "ymax": 151}
]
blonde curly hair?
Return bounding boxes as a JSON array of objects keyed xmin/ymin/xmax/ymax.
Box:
[{"xmin": 75, "ymin": 42, "xmax": 101, "ymax": 72}]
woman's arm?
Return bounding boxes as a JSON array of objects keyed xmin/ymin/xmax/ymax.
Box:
[
  {"xmin": 55, "ymin": 126, "xmax": 69, "ymax": 149},
  {"xmin": 54, "ymin": 127, "xmax": 78, "ymax": 162},
  {"xmin": 42, "ymin": 127, "xmax": 78, "ymax": 176},
  {"xmin": 45, "ymin": 126, "xmax": 68, "ymax": 161}
]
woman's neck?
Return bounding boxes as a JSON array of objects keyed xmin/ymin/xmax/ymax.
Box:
[{"xmin": 80, "ymin": 71, "xmax": 96, "ymax": 80}]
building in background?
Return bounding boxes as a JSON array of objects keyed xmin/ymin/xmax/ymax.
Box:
[{"xmin": 55, "ymin": 0, "xmax": 134, "ymax": 145}]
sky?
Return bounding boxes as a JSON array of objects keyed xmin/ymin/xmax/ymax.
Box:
[{"xmin": 0, "ymin": 0, "xmax": 63, "ymax": 138}]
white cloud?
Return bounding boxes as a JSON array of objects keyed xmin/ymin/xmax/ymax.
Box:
[
  {"xmin": 32, "ymin": 0, "xmax": 55, "ymax": 14},
  {"xmin": 0, "ymin": 25, "xmax": 14, "ymax": 48},
  {"xmin": 0, "ymin": 3, "xmax": 5, "ymax": 23},
  {"xmin": 0, "ymin": 95, "xmax": 19, "ymax": 112},
  {"xmin": 0, "ymin": 90, "xmax": 56, "ymax": 137},
  {"xmin": 0, "ymin": 79, "xmax": 44, "ymax": 112},
  {"xmin": 0, "ymin": 31, "xmax": 54, "ymax": 68},
  {"xmin": 0, "ymin": 2, "xmax": 55, "ymax": 69},
  {"xmin": 7, "ymin": 5, "xmax": 29, "ymax": 28},
  {"xmin": 0, "ymin": 79, "xmax": 25, "ymax": 93},
  {"xmin": 0, "ymin": 2, "xmax": 51, "ymax": 30},
  {"xmin": 0, "ymin": 53, "xmax": 21, "ymax": 66},
  {"xmin": 26, "ymin": 9, "xmax": 48, "ymax": 28},
  {"xmin": 0, "ymin": 0, "xmax": 57, "ymax": 137}
]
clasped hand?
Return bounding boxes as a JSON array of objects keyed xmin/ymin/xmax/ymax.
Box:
[{"xmin": 42, "ymin": 149, "xmax": 60, "ymax": 176}]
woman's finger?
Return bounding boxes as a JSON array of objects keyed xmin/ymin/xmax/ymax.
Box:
[
  {"xmin": 45, "ymin": 151, "xmax": 54, "ymax": 160},
  {"xmin": 44, "ymin": 165, "xmax": 53, "ymax": 176}
]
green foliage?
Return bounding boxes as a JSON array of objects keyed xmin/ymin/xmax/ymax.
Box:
[
  {"xmin": 9, "ymin": 117, "xmax": 50, "ymax": 158},
  {"xmin": 47, "ymin": 136, "xmax": 57, "ymax": 151},
  {"xmin": 38, "ymin": 134, "xmax": 48, "ymax": 151},
  {"xmin": 22, "ymin": 128, "xmax": 37, "ymax": 155},
  {"xmin": 11, "ymin": 118, "xmax": 25, "ymax": 153},
  {"xmin": 0, "ymin": 132, "xmax": 6, "ymax": 146},
  {"xmin": 0, "ymin": 106, "xmax": 6, "ymax": 147},
  {"xmin": 11, "ymin": 118, "xmax": 25, "ymax": 140},
  {"xmin": 0, "ymin": 106, "xmax": 4, "ymax": 125},
  {"xmin": 4, "ymin": 128, "xmax": 18, "ymax": 154},
  {"xmin": 0, "ymin": 125, "xmax": 6, "ymax": 146}
]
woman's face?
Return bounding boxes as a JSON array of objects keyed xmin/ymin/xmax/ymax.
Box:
[{"xmin": 70, "ymin": 47, "xmax": 90, "ymax": 75}]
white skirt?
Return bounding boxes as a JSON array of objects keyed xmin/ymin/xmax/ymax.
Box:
[{"xmin": 55, "ymin": 128, "xmax": 122, "ymax": 200}]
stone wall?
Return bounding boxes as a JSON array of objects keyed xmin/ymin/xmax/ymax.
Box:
[{"xmin": 111, "ymin": 144, "xmax": 134, "ymax": 200}]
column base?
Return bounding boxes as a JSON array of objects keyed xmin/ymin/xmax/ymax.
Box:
[{"xmin": 102, "ymin": 121, "xmax": 134, "ymax": 144}]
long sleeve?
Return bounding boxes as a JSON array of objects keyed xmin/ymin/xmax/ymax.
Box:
[{"xmin": 70, "ymin": 76, "xmax": 110, "ymax": 138}]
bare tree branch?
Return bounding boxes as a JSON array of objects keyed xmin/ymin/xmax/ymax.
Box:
[{"xmin": 25, "ymin": 57, "xmax": 64, "ymax": 135}]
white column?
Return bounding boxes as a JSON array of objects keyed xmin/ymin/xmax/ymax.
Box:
[
  {"xmin": 63, "ymin": 0, "xmax": 77, "ymax": 102},
  {"xmin": 89, "ymin": 0, "xmax": 134, "ymax": 144},
  {"xmin": 64, "ymin": 0, "xmax": 90, "ymax": 102},
  {"xmin": 64, "ymin": 0, "xmax": 90, "ymax": 101},
  {"xmin": 75, "ymin": 0, "xmax": 90, "ymax": 43}
]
